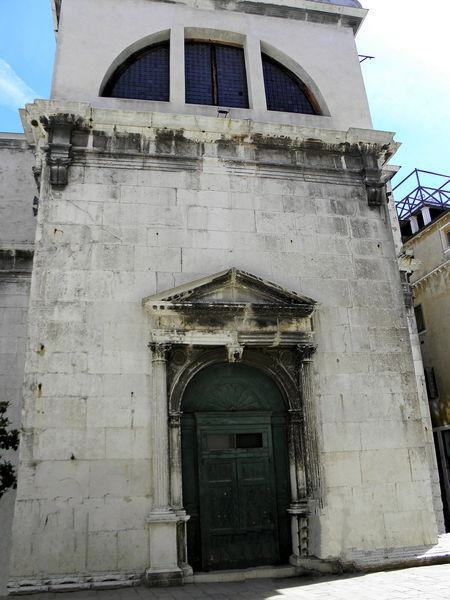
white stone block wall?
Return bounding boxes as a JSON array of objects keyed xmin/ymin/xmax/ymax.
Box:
[
  {"xmin": 8, "ymin": 116, "xmax": 439, "ymax": 582},
  {"xmin": 51, "ymin": 0, "xmax": 371, "ymax": 132},
  {"xmin": 0, "ymin": 136, "xmax": 36, "ymax": 594}
]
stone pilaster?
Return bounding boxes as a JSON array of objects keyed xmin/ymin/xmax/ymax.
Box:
[
  {"xmin": 145, "ymin": 343, "xmax": 183, "ymax": 586},
  {"xmin": 289, "ymin": 345, "xmax": 318, "ymax": 565},
  {"xmin": 298, "ymin": 345, "xmax": 321, "ymax": 504}
]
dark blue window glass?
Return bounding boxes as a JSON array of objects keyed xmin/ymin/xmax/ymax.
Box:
[
  {"xmin": 185, "ymin": 43, "xmax": 214, "ymax": 106},
  {"xmin": 185, "ymin": 42, "xmax": 248, "ymax": 108},
  {"xmin": 262, "ymin": 53, "xmax": 317, "ymax": 115},
  {"xmin": 103, "ymin": 42, "xmax": 169, "ymax": 101},
  {"xmin": 216, "ymin": 45, "xmax": 248, "ymax": 108}
]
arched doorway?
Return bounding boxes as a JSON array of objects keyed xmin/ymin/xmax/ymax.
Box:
[{"xmin": 181, "ymin": 363, "xmax": 291, "ymax": 571}]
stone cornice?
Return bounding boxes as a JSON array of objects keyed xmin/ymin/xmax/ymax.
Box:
[
  {"xmin": 22, "ymin": 101, "xmax": 398, "ymax": 200},
  {"xmin": 22, "ymin": 100, "xmax": 397, "ymax": 153},
  {"xmin": 411, "ymin": 260, "xmax": 449, "ymax": 288},
  {"xmin": 52, "ymin": 0, "xmax": 366, "ymax": 34},
  {"xmin": 0, "ymin": 134, "xmax": 31, "ymax": 151}
]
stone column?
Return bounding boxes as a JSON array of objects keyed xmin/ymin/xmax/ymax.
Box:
[
  {"xmin": 299, "ymin": 346, "xmax": 320, "ymax": 502},
  {"xmin": 169, "ymin": 411, "xmax": 183, "ymax": 509},
  {"xmin": 288, "ymin": 407, "xmax": 309, "ymax": 565},
  {"xmin": 169, "ymin": 411, "xmax": 192, "ymax": 577},
  {"xmin": 145, "ymin": 343, "xmax": 183, "ymax": 586},
  {"xmin": 289, "ymin": 345, "xmax": 318, "ymax": 566}
]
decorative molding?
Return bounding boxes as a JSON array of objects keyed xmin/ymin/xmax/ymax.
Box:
[
  {"xmin": 40, "ymin": 113, "xmax": 83, "ymax": 186},
  {"xmin": 359, "ymin": 144, "xmax": 394, "ymax": 207},
  {"xmin": 150, "ymin": 329, "xmax": 314, "ymax": 348},
  {"xmin": 364, "ymin": 169, "xmax": 386, "ymax": 207},
  {"xmin": 144, "ymin": 268, "xmax": 317, "ymax": 315},
  {"xmin": 297, "ymin": 344, "xmax": 317, "ymax": 362},
  {"xmin": 289, "ymin": 408, "xmax": 304, "ymax": 426},
  {"xmin": 411, "ymin": 259, "xmax": 449, "ymax": 288},
  {"xmin": 169, "ymin": 412, "xmax": 182, "ymax": 428},
  {"xmin": 227, "ymin": 342, "xmax": 244, "ymax": 363},
  {"xmin": 148, "ymin": 342, "xmax": 172, "ymax": 362}
]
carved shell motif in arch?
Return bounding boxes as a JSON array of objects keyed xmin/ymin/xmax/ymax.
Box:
[
  {"xmin": 206, "ymin": 382, "xmax": 261, "ymax": 411},
  {"xmin": 181, "ymin": 363, "xmax": 286, "ymax": 413}
]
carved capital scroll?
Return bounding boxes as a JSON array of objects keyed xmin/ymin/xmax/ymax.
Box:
[
  {"xmin": 40, "ymin": 113, "xmax": 83, "ymax": 187},
  {"xmin": 148, "ymin": 342, "xmax": 171, "ymax": 362},
  {"xmin": 360, "ymin": 144, "xmax": 387, "ymax": 207},
  {"xmin": 297, "ymin": 344, "xmax": 317, "ymax": 362}
]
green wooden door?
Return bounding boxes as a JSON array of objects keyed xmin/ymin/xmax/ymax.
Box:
[
  {"xmin": 197, "ymin": 414, "xmax": 279, "ymax": 569},
  {"xmin": 181, "ymin": 363, "xmax": 292, "ymax": 572}
]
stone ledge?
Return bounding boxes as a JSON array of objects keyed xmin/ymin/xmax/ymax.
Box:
[
  {"xmin": 8, "ymin": 573, "xmax": 142, "ymax": 596},
  {"xmin": 340, "ymin": 533, "xmax": 450, "ymax": 572}
]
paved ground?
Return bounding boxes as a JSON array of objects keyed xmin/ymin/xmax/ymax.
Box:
[{"xmin": 7, "ymin": 564, "xmax": 450, "ymax": 600}]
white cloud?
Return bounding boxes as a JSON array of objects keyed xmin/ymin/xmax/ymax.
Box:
[{"xmin": 0, "ymin": 58, "xmax": 37, "ymax": 110}]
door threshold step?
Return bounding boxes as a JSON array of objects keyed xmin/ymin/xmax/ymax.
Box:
[{"xmin": 189, "ymin": 564, "xmax": 298, "ymax": 584}]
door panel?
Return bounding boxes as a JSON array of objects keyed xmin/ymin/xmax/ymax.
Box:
[
  {"xmin": 181, "ymin": 364, "xmax": 292, "ymax": 572},
  {"xmin": 238, "ymin": 458, "xmax": 275, "ymax": 532},
  {"xmin": 196, "ymin": 415, "xmax": 280, "ymax": 570},
  {"xmin": 204, "ymin": 460, "xmax": 238, "ymax": 533}
]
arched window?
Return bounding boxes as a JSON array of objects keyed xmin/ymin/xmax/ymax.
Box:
[
  {"xmin": 185, "ymin": 42, "xmax": 248, "ymax": 108},
  {"xmin": 102, "ymin": 42, "xmax": 170, "ymax": 101},
  {"xmin": 262, "ymin": 53, "xmax": 318, "ymax": 115}
]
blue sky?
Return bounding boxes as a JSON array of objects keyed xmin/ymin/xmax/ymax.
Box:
[{"xmin": 0, "ymin": 0, "xmax": 448, "ymax": 187}]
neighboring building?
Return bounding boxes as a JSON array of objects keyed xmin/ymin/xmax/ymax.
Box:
[
  {"xmin": 396, "ymin": 169, "xmax": 450, "ymax": 530},
  {"xmin": 0, "ymin": 0, "xmax": 446, "ymax": 594},
  {"xmin": 0, "ymin": 133, "xmax": 36, "ymax": 595}
]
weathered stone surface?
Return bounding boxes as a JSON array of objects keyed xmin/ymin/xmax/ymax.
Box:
[
  {"xmin": 3, "ymin": 107, "xmax": 439, "ymax": 589},
  {"xmin": 1, "ymin": 0, "xmax": 442, "ymax": 587},
  {"xmin": 0, "ymin": 135, "xmax": 36, "ymax": 595}
]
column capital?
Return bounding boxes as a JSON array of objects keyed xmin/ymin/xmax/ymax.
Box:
[
  {"xmin": 148, "ymin": 342, "xmax": 171, "ymax": 362},
  {"xmin": 169, "ymin": 411, "xmax": 182, "ymax": 428},
  {"xmin": 297, "ymin": 344, "xmax": 317, "ymax": 362}
]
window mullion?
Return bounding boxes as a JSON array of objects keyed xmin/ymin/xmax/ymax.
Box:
[{"xmin": 211, "ymin": 45, "xmax": 218, "ymax": 106}]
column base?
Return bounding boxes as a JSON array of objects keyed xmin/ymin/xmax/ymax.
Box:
[
  {"xmin": 144, "ymin": 568, "xmax": 183, "ymax": 587},
  {"xmin": 289, "ymin": 553, "xmax": 304, "ymax": 567},
  {"xmin": 145, "ymin": 508, "xmax": 190, "ymax": 587}
]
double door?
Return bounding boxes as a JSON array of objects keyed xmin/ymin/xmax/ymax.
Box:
[
  {"xmin": 190, "ymin": 413, "xmax": 281, "ymax": 570},
  {"xmin": 182, "ymin": 411, "xmax": 290, "ymax": 571}
]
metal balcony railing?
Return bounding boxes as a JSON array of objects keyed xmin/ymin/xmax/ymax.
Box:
[{"xmin": 394, "ymin": 169, "xmax": 450, "ymax": 220}]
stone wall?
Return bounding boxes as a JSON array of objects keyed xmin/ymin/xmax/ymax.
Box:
[
  {"xmin": 51, "ymin": 0, "xmax": 371, "ymax": 132},
  {"xmin": 0, "ymin": 134, "xmax": 36, "ymax": 595},
  {"xmin": 8, "ymin": 108, "xmax": 440, "ymax": 587}
]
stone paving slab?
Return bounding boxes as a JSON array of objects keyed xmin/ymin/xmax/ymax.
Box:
[{"xmin": 4, "ymin": 564, "xmax": 450, "ymax": 600}]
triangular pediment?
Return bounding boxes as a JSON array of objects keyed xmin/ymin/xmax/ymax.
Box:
[{"xmin": 143, "ymin": 268, "xmax": 316, "ymax": 317}]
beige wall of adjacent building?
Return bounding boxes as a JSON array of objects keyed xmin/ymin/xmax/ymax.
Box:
[{"xmin": 404, "ymin": 213, "xmax": 450, "ymax": 427}]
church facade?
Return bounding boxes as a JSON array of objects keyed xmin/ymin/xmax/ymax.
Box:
[{"xmin": 0, "ymin": 0, "xmax": 445, "ymax": 593}]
